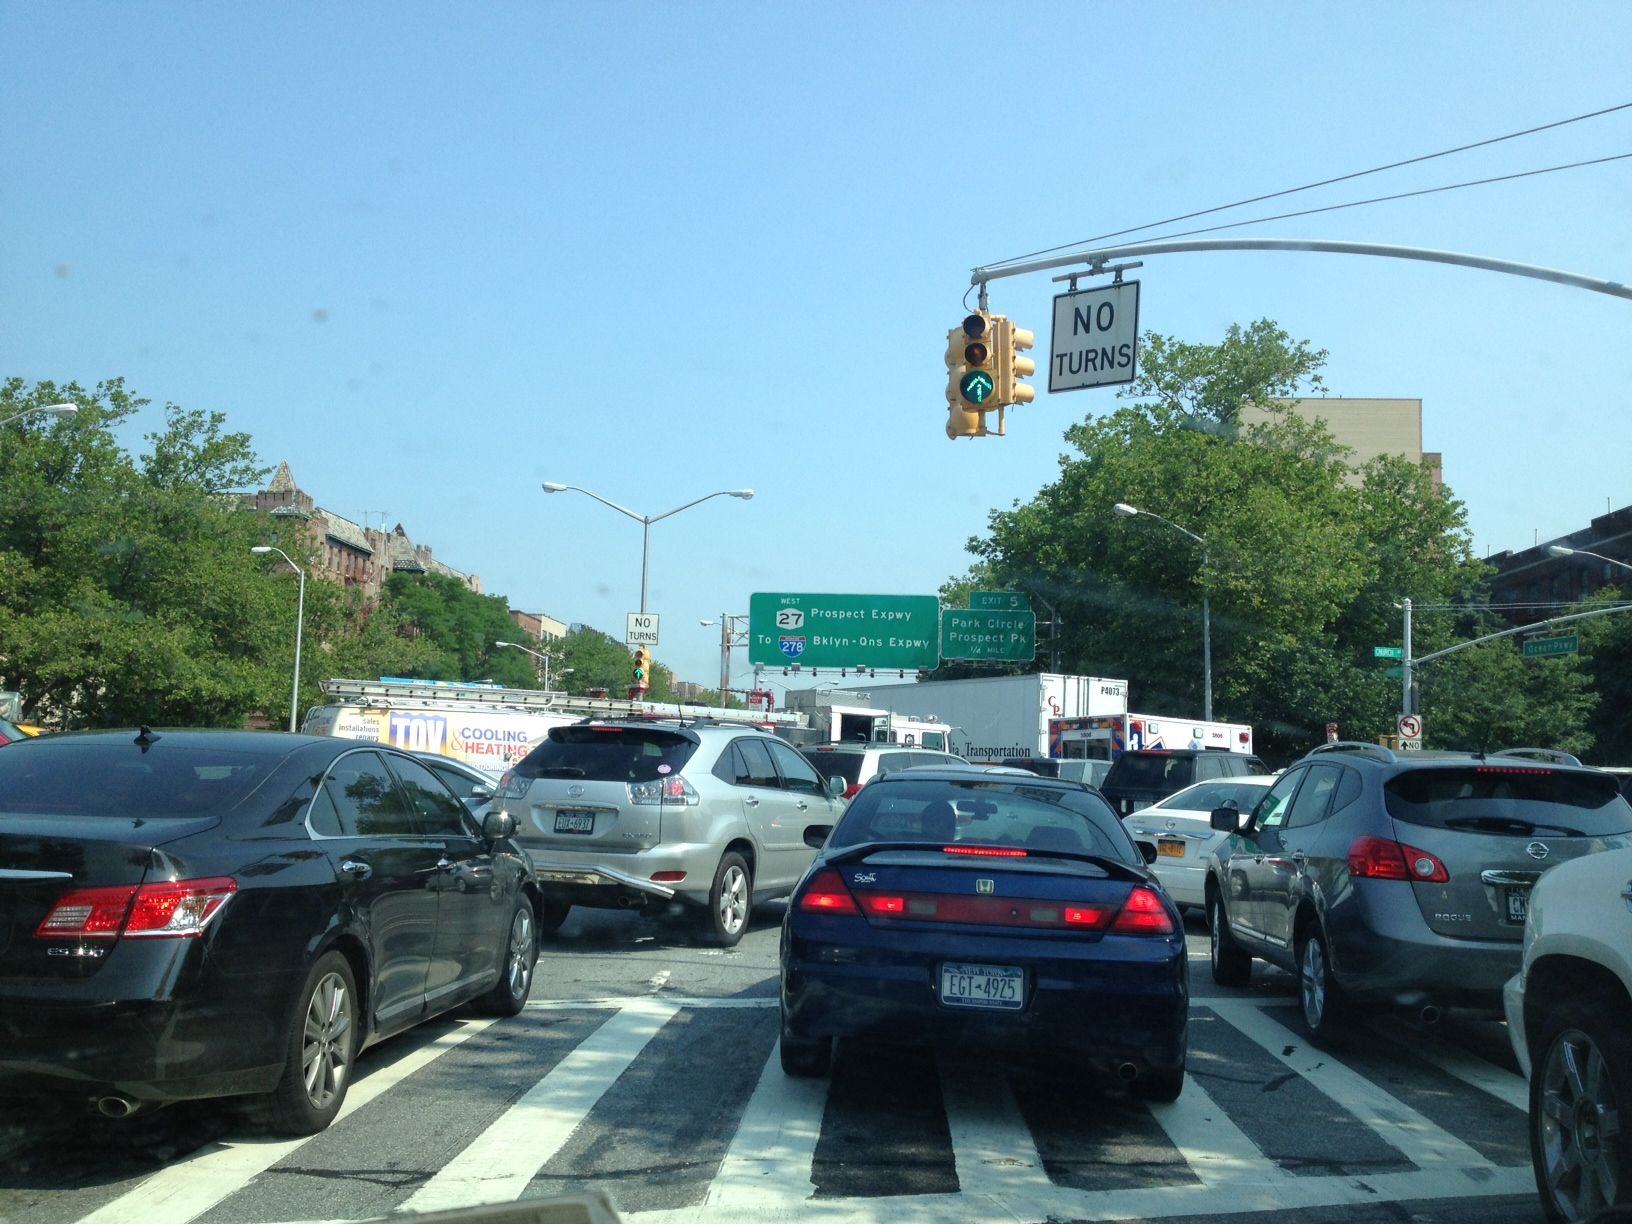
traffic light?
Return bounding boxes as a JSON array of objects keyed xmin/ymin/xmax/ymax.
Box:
[
  {"xmin": 631, "ymin": 647, "xmax": 651, "ymax": 694},
  {"xmin": 992, "ymin": 317, "xmax": 1036, "ymax": 408},
  {"xmin": 944, "ymin": 313, "xmax": 1002, "ymax": 439}
]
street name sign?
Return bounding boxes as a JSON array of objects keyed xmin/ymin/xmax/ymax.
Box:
[
  {"xmin": 626, "ymin": 613, "xmax": 660, "ymax": 646},
  {"xmin": 748, "ymin": 593, "xmax": 940, "ymax": 670},
  {"xmin": 1049, "ymin": 280, "xmax": 1140, "ymax": 392},
  {"xmin": 1373, "ymin": 645, "xmax": 1403, "ymax": 659},
  {"xmin": 970, "ymin": 590, "xmax": 1031, "ymax": 611},
  {"xmin": 1522, "ymin": 634, "xmax": 1579, "ymax": 659},
  {"xmin": 940, "ymin": 608, "xmax": 1037, "ymax": 662}
]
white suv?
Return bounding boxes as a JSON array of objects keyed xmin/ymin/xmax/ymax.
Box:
[{"xmin": 1504, "ymin": 844, "xmax": 1632, "ymax": 1220}]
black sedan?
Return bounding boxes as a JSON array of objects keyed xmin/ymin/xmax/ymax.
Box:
[
  {"xmin": 0, "ymin": 728, "xmax": 542, "ymax": 1134},
  {"xmin": 779, "ymin": 767, "xmax": 1188, "ymax": 1100}
]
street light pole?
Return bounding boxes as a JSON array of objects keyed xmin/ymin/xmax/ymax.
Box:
[
  {"xmin": 0, "ymin": 402, "xmax": 77, "ymax": 432},
  {"xmin": 541, "ymin": 483, "xmax": 755, "ymax": 614},
  {"xmin": 495, "ymin": 640, "xmax": 570, "ymax": 690},
  {"xmin": 251, "ymin": 546, "xmax": 306, "ymax": 732},
  {"xmin": 1113, "ymin": 502, "xmax": 1212, "ymax": 721},
  {"xmin": 1548, "ymin": 544, "xmax": 1632, "ymax": 577}
]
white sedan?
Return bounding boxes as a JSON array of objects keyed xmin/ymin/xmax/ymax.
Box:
[{"xmin": 1123, "ymin": 776, "xmax": 1276, "ymax": 908}]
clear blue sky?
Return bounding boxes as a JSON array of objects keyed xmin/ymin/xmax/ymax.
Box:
[{"xmin": 4, "ymin": 3, "xmax": 1629, "ymax": 693}]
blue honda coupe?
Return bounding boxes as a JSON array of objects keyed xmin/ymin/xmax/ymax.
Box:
[{"xmin": 779, "ymin": 766, "xmax": 1188, "ymax": 1100}]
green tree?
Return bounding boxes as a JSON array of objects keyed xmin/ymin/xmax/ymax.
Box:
[
  {"xmin": 944, "ymin": 320, "xmax": 1588, "ymax": 763},
  {"xmin": 0, "ymin": 377, "xmax": 288, "ymax": 726},
  {"xmin": 378, "ymin": 572, "xmax": 539, "ymax": 687}
]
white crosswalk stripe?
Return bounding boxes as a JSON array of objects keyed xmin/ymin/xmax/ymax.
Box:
[{"xmin": 30, "ymin": 993, "xmax": 1538, "ymax": 1224}]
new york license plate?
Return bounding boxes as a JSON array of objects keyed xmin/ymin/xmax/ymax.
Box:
[
  {"xmin": 939, "ymin": 962, "xmax": 1024, "ymax": 1011},
  {"xmin": 1159, "ymin": 839, "xmax": 1186, "ymax": 858},
  {"xmin": 554, "ymin": 811, "xmax": 595, "ymax": 834}
]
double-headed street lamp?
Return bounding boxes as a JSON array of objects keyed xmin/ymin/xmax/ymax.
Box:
[
  {"xmin": 541, "ymin": 483, "xmax": 755, "ymax": 614},
  {"xmin": 1113, "ymin": 501, "xmax": 1212, "ymax": 721},
  {"xmin": 1548, "ymin": 543, "xmax": 1632, "ymax": 577},
  {"xmin": 0, "ymin": 402, "xmax": 77, "ymax": 432},
  {"xmin": 494, "ymin": 640, "xmax": 572, "ymax": 690},
  {"xmin": 251, "ymin": 546, "xmax": 307, "ymax": 732}
]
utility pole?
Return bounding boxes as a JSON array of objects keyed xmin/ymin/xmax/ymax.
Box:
[
  {"xmin": 718, "ymin": 612, "xmax": 731, "ymax": 704},
  {"xmin": 1401, "ymin": 598, "xmax": 1414, "ymax": 717}
]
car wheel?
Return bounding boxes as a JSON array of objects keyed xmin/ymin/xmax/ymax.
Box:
[
  {"xmin": 1296, "ymin": 926, "xmax": 1344, "ymax": 1038},
  {"xmin": 779, "ymin": 1009, "xmax": 831, "ymax": 1078},
  {"xmin": 474, "ymin": 898, "xmax": 537, "ymax": 1017},
  {"xmin": 257, "ymin": 951, "xmax": 357, "ymax": 1136},
  {"xmin": 1530, "ymin": 996, "xmax": 1632, "ymax": 1222},
  {"xmin": 701, "ymin": 851, "xmax": 752, "ymax": 947},
  {"xmin": 1209, "ymin": 893, "xmax": 1251, "ymax": 987},
  {"xmin": 536, "ymin": 897, "xmax": 570, "ymax": 937},
  {"xmin": 1135, "ymin": 1066, "xmax": 1185, "ymax": 1103}
]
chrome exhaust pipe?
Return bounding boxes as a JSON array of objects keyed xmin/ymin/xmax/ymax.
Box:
[
  {"xmin": 1419, "ymin": 1005, "xmax": 1442, "ymax": 1026},
  {"xmin": 96, "ymin": 1096, "xmax": 141, "ymax": 1119},
  {"xmin": 1116, "ymin": 1061, "xmax": 1140, "ymax": 1083}
]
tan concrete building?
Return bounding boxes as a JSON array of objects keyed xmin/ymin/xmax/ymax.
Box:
[
  {"xmin": 509, "ymin": 610, "xmax": 567, "ymax": 642},
  {"xmin": 243, "ymin": 463, "xmax": 480, "ymax": 602},
  {"xmin": 1238, "ymin": 398, "xmax": 1442, "ymax": 491}
]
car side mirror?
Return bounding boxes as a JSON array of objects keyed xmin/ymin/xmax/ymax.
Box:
[
  {"xmin": 803, "ymin": 824, "xmax": 833, "ymax": 850},
  {"xmin": 470, "ymin": 784, "xmax": 494, "ymax": 802},
  {"xmin": 482, "ymin": 811, "xmax": 518, "ymax": 841},
  {"xmin": 1134, "ymin": 839, "xmax": 1158, "ymax": 865},
  {"xmin": 827, "ymin": 776, "xmax": 847, "ymax": 798},
  {"xmin": 1210, "ymin": 805, "xmax": 1241, "ymax": 832}
]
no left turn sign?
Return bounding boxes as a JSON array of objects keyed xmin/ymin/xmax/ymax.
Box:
[{"xmin": 1397, "ymin": 714, "xmax": 1422, "ymax": 740}]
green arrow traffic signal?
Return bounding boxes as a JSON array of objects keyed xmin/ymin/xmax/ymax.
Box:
[{"xmin": 960, "ymin": 370, "xmax": 995, "ymax": 405}]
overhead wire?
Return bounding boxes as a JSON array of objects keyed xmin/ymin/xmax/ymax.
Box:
[{"xmin": 984, "ymin": 101, "xmax": 1632, "ymax": 270}]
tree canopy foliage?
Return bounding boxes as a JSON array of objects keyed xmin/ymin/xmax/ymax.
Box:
[{"xmin": 943, "ymin": 321, "xmax": 1605, "ymax": 762}]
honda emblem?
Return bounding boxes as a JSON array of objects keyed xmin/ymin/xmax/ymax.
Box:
[{"xmin": 976, "ymin": 879, "xmax": 995, "ymax": 895}]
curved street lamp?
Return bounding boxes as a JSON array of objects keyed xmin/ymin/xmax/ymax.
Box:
[
  {"xmin": 1548, "ymin": 543, "xmax": 1632, "ymax": 577},
  {"xmin": 494, "ymin": 639, "xmax": 571, "ymax": 690},
  {"xmin": 0, "ymin": 402, "xmax": 77, "ymax": 432},
  {"xmin": 251, "ymin": 546, "xmax": 307, "ymax": 732},
  {"xmin": 1113, "ymin": 501, "xmax": 1212, "ymax": 721},
  {"xmin": 541, "ymin": 483, "xmax": 754, "ymax": 614}
]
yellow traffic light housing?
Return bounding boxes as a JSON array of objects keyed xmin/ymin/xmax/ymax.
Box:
[
  {"xmin": 993, "ymin": 317, "xmax": 1036, "ymax": 407},
  {"xmin": 632, "ymin": 647, "xmax": 651, "ymax": 693},
  {"xmin": 944, "ymin": 313, "xmax": 1004, "ymax": 439}
]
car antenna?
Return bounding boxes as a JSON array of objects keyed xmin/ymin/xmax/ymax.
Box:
[{"xmin": 134, "ymin": 725, "xmax": 161, "ymax": 752}]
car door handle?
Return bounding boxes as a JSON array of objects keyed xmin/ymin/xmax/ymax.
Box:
[
  {"xmin": 795, "ymin": 800, "xmax": 809, "ymax": 811},
  {"xmin": 437, "ymin": 857, "xmax": 454, "ymax": 870},
  {"xmin": 1292, "ymin": 851, "xmax": 1307, "ymax": 864},
  {"xmin": 1622, "ymin": 881, "xmax": 1632, "ymax": 913},
  {"xmin": 339, "ymin": 859, "xmax": 372, "ymax": 879},
  {"xmin": 745, "ymin": 796, "xmax": 760, "ymax": 807}
]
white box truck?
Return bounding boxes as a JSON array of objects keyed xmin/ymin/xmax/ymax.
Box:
[{"xmin": 837, "ymin": 674, "xmax": 1128, "ymax": 765}]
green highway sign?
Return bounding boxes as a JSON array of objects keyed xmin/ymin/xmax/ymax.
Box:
[
  {"xmin": 970, "ymin": 590, "xmax": 1031, "ymax": 611},
  {"xmin": 960, "ymin": 370, "xmax": 995, "ymax": 405},
  {"xmin": 940, "ymin": 608, "xmax": 1037, "ymax": 662},
  {"xmin": 1373, "ymin": 645, "xmax": 1403, "ymax": 659},
  {"xmin": 1522, "ymin": 634, "xmax": 1579, "ymax": 659},
  {"xmin": 749, "ymin": 592, "xmax": 941, "ymax": 670}
]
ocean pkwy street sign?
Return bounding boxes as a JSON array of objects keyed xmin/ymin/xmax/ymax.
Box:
[
  {"xmin": 1522, "ymin": 634, "xmax": 1579, "ymax": 658},
  {"xmin": 1049, "ymin": 280, "xmax": 1140, "ymax": 392},
  {"xmin": 748, "ymin": 593, "xmax": 940, "ymax": 671},
  {"xmin": 940, "ymin": 608, "xmax": 1037, "ymax": 662}
]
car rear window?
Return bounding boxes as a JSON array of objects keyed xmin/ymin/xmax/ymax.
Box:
[
  {"xmin": 1104, "ymin": 753, "xmax": 1196, "ymax": 791},
  {"xmin": 801, "ymin": 749, "xmax": 864, "ymax": 785},
  {"xmin": 1384, "ymin": 766, "xmax": 1632, "ymax": 837},
  {"xmin": 0, "ymin": 742, "xmax": 271, "ymax": 817},
  {"xmin": 511, "ymin": 725, "xmax": 697, "ymax": 782},
  {"xmin": 829, "ymin": 777, "xmax": 1137, "ymax": 864}
]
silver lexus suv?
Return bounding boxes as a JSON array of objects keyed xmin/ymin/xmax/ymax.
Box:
[{"xmin": 493, "ymin": 717, "xmax": 847, "ymax": 946}]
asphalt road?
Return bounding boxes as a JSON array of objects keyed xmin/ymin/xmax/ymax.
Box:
[{"xmin": 0, "ymin": 905, "xmax": 1548, "ymax": 1224}]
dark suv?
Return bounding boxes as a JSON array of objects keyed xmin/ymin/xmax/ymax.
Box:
[
  {"xmin": 1205, "ymin": 743, "xmax": 1632, "ymax": 1037},
  {"xmin": 1100, "ymin": 749, "xmax": 1270, "ymax": 817}
]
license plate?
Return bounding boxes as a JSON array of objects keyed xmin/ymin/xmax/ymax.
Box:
[
  {"xmin": 1158, "ymin": 839, "xmax": 1186, "ymax": 858},
  {"xmin": 1506, "ymin": 889, "xmax": 1529, "ymax": 923},
  {"xmin": 554, "ymin": 811, "xmax": 595, "ymax": 835},
  {"xmin": 939, "ymin": 962, "xmax": 1024, "ymax": 1011}
]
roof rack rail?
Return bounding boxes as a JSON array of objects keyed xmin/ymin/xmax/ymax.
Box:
[
  {"xmin": 1307, "ymin": 741, "xmax": 1399, "ymax": 764},
  {"xmin": 1490, "ymin": 747, "xmax": 1583, "ymax": 767}
]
